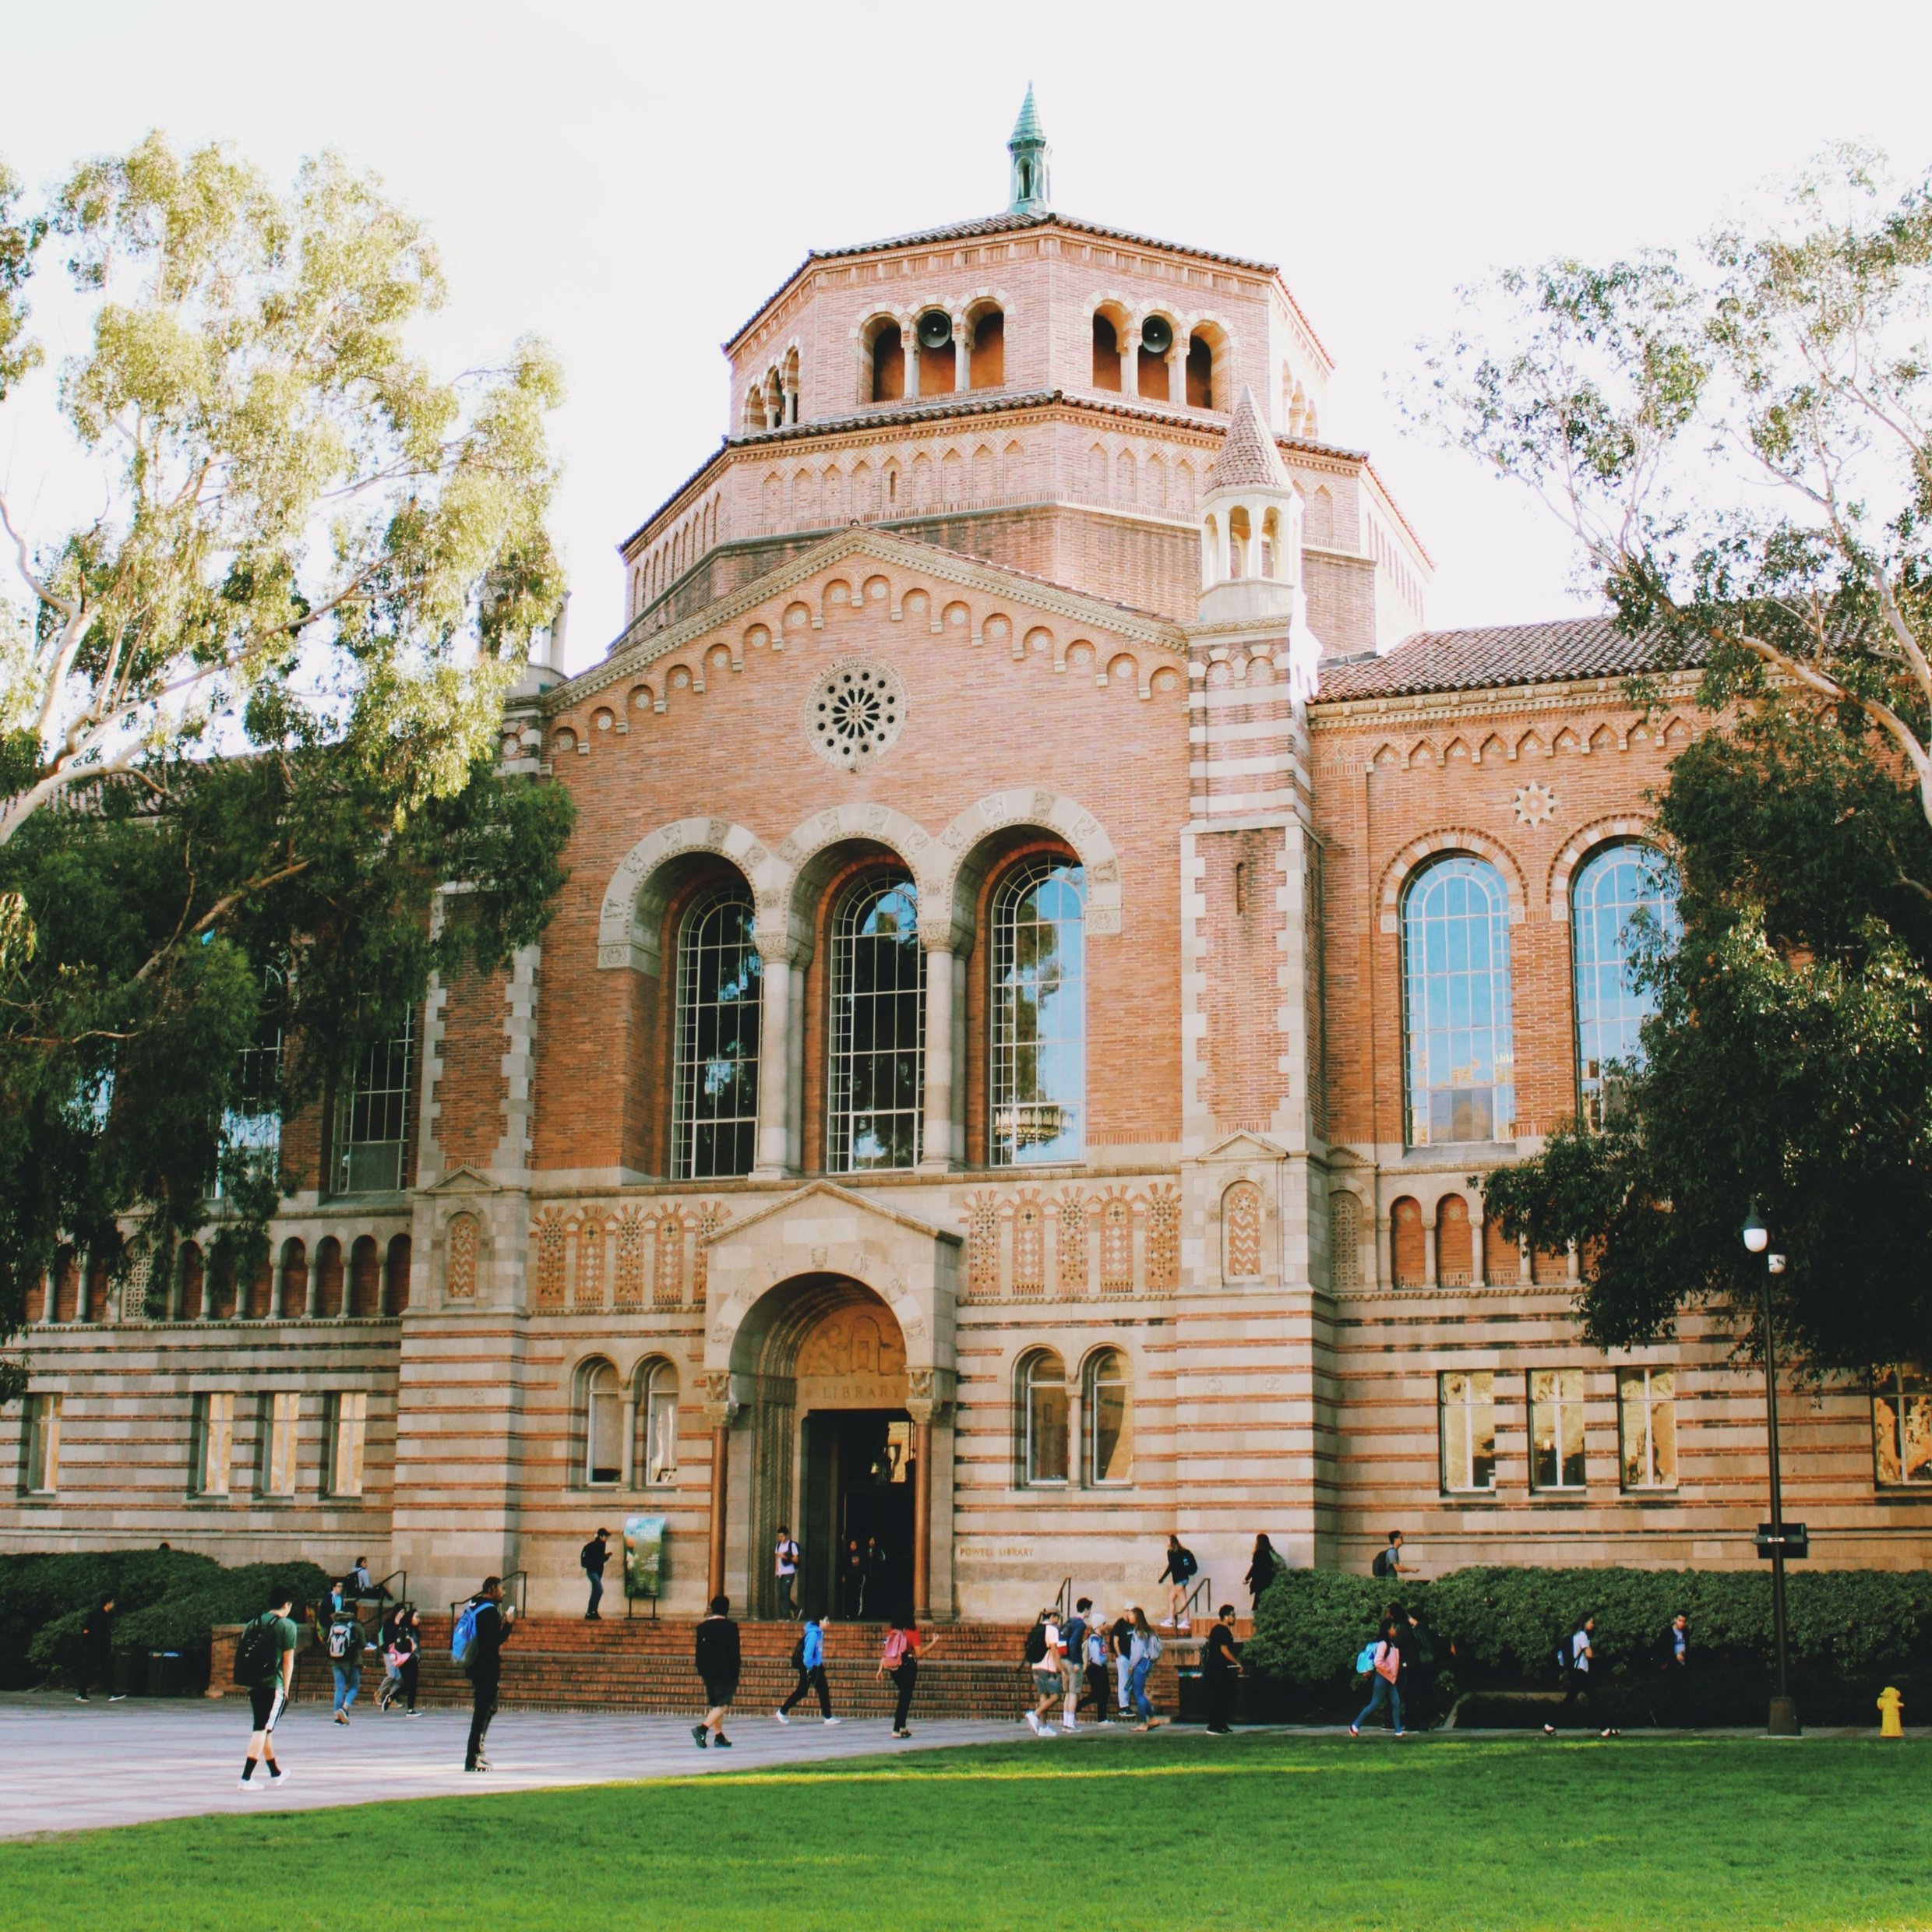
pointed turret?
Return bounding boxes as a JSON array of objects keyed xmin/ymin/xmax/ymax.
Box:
[
  {"xmin": 1207, "ymin": 386, "xmax": 1292, "ymax": 494},
  {"xmin": 1007, "ymin": 86, "xmax": 1051, "ymax": 214}
]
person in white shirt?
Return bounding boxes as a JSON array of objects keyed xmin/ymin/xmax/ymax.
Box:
[
  {"xmin": 774, "ymin": 1526, "xmax": 801, "ymax": 1620},
  {"xmin": 1024, "ymin": 1611, "xmax": 1064, "ymax": 1736},
  {"xmin": 1544, "ymin": 1613, "xmax": 1619, "ymax": 1737}
]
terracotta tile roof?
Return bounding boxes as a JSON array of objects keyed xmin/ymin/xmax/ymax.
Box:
[
  {"xmin": 1206, "ymin": 386, "xmax": 1290, "ymax": 492},
  {"xmin": 1311, "ymin": 617, "xmax": 1698, "ymax": 703}
]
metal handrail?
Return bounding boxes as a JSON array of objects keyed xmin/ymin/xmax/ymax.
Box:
[
  {"xmin": 372, "ymin": 1568, "xmax": 407, "ymax": 1607},
  {"xmin": 1054, "ymin": 1576, "xmax": 1074, "ymax": 1624},
  {"xmin": 1179, "ymin": 1574, "xmax": 1216, "ymax": 1628},
  {"xmin": 447, "ymin": 1569, "xmax": 529, "ymax": 1622}
]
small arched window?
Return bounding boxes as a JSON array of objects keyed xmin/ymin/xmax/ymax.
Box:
[
  {"xmin": 1020, "ymin": 1349, "xmax": 1069, "ymax": 1486},
  {"xmin": 869, "ymin": 323, "xmax": 904, "ymax": 403},
  {"xmin": 1402, "ymin": 856, "xmax": 1515, "ymax": 1146},
  {"xmin": 1186, "ymin": 333, "xmax": 1215, "ymax": 409},
  {"xmin": 1084, "ymin": 1348, "xmax": 1132, "ymax": 1485},
  {"xmin": 829, "ymin": 875, "xmax": 924, "ymax": 1171},
  {"xmin": 968, "ymin": 307, "xmax": 1005, "ymax": 390},
  {"xmin": 636, "ymin": 1357, "xmax": 679, "ymax": 1486},
  {"xmin": 580, "ymin": 1359, "xmax": 622, "ymax": 1486},
  {"xmin": 991, "ymin": 858, "xmax": 1085, "ymax": 1166},
  {"xmin": 1091, "ymin": 313, "xmax": 1123, "ymax": 391},
  {"xmin": 673, "ymin": 885, "xmax": 762, "ymax": 1180},
  {"xmin": 1572, "ymin": 843, "xmax": 1679, "ymax": 1129}
]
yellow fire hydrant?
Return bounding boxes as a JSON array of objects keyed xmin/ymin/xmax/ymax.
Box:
[{"xmin": 1878, "ymin": 1686, "xmax": 1905, "ymax": 1738}]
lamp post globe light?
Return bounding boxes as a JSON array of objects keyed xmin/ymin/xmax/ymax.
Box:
[{"xmin": 1743, "ymin": 1203, "xmax": 1799, "ymax": 1736}]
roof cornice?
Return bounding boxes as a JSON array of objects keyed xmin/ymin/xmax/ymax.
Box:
[{"xmin": 557, "ymin": 527, "xmax": 1187, "ymax": 714}]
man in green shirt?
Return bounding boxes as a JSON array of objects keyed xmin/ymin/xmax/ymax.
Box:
[{"xmin": 238, "ymin": 1585, "xmax": 300, "ymax": 1791}]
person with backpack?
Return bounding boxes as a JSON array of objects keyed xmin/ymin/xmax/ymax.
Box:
[
  {"xmin": 1202, "ymin": 1603, "xmax": 1243, "ymax": 1735},
  {"xmin": 326, "ymin": 1600, "xmax": 365, "ymax": 1724},
  {"xmin": 878, "ymin": 1618, "xmax": 937, "ymax": 1739},
  {"xmin": 1543, "ymin": 1612, "xmax": 1619, "ymax": 1738},
  {"xmin": 693, "ymin": 1595, "xmax": 741, "ymax": 1748},
  {"xmin": 234, "ymin": 1584, "xmax": 299, "ymax": 1791},
  {"xmin": 775, "ymin": 1613, "xmax": 838, "ymax": 1725},
  {"xmin": 75, "ymin": 1595, "xmax": 122, "ymax": 1703},
  {"xmin": 1110, "ymin": 1607, "xmax": 1136, "ymax": 1719},
  {"xmin": 1401, "ymin": 1606, "xmax": 1440, "ymax": 1730},
  {"xmin": 1372, "ymin": 1532, "xmax": 1412, "ymax": 1582},
  {"xmin": 1127, "ymin": 1606, "xmax": 1165, "ymax": 1729},
  {"xmin": 457, "ymin": 1575, "xmax": 516, "ymax": 1771},
  {"xmin": 1349, "ymin": 1616, "xmax": 1405, "ymax": 1737},
  {"xmin": 1022, "ymin": 1609, "xmax": 1065, "ymax": 1736},
  {"xmin": 376, "ymin": 1606, "xmax": 420, "ymax": 1714},
  {"xmin": 1158, "ymin": 1535, "xmax": 1199, "ymax": 1631},
  {"xmin": 581, "ymin": 1528, "xmax": 611, "ymax": 1620},
  {"xmin": 1059, "ymin": 1598, "xmax": 1091, "ymax": 1730},
  {"xmin": 774, "ymin": 1525, "xmax": 802, "ymax": 1620},
  {"xmin": 1083, "ymin": 1614, "xmax": 1113, "ymax": 1722}
]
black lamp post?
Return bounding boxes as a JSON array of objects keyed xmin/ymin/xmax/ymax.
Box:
[{"xmin": 1742, "ymin": 1205, "xmax": 1799, "ymax": 1736}]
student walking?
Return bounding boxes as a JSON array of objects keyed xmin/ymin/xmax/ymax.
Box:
[
  {"xmin": 1059, "ymin": 1597, "xmax": 1092, "ymax": 1730},
  {"xmin": 581, "ymin": 1529, "xmax": 611, "ymax": 1620},
  {"xmin": 326, "ymin": 1599, "xmax": 365, "ymax": 1724},
  {"xmin": 1655, "ymin": 1613, "xmax": 1690, "ymax": 1726},
  {"xmin": 75, "ymin": 1596, "xmax": 122, "ymax": 1702},
  {"xmin": 1023, "ymin": 1609, "xmax": 1065, "ymax": 1736},
  {"xmin": 376, "ymin": 1606, "xmax": 421, "ymax": 1713},
  {"xmin": 879, "ymin": 1620, "xmax": 937, "ymax": 1738},
  {"xmin": 776, "ymin": 1614, "xmax": 839, "ymax": 1725},
  {"xmin": 1544, "ymin": 1613, "xmax": 1619, "ymax": 1737},
  {"xmin": 1127, "ymin": 1606, "xmax": 1164, "ymax": 1729},
  {"xmin": 1401, "ymin": 1606, "xmax": 1440, "ymax": 1731},
  {"xmin": 1158, "ymin": 1535, "xmax": 1199, "ymax": 1631},
  {"xmin": 1350, "ymin": 1617, "xmax": 1405, "ymax": 1736},
  {"xmin": 774, "ymin": 1526, "xmax": 802, "ymax": 1619},
  {"xmin": 458, "ymin": 1575, "xmax": 516, "ymax": 1771},
  {"xmin": 234, "ymin": 1584, "xmax": 300, "ymax": 1791},
  {"xmin": 693, "ymin": 1595, "xmax": 741, "ymax": 1748},
  {"xmin": 1203, "ymin": 1604, "xmax": 1243, "ymax": 1735},
  {"xmin": 1245, "ymin": 1535, "xmax": 1280, "ymax": 1607},
  {"xmin": 1083, "ymin": 1618, "xmax": 1113, "ymax": 1722},
  {"xmin": 1110, "ymin": 1608, "xmax": 1136, "ymax": 1718},
  {"xmin": 1372, "ymin": 1532, "xmax": 1412, "ymax": 1581}
]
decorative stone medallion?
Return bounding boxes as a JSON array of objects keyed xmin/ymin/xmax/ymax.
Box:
[
  {"xmin": 1513, "ymin": 779, "xmax": 1557, "ymax": 827},
  {"xmin": 806, "ymin": 660, "xmax": 906, "ymax": 770}
]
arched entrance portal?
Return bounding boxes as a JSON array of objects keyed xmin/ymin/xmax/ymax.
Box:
[{"xmin": 734, "ymin": 1274, "xmax": 916, "ymax": 1620}]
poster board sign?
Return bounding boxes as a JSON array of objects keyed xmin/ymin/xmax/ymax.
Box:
[{"xmin": 623, "ymin": 1514, "xmax": 667, "ymax": 1600}]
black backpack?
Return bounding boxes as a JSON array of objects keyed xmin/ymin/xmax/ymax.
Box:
[
  {"xmin": 1554, "ymin": 1629, "xmax": 1574, "ymax": 1676},
  {"xmin": 1372, "ymin": 1548, "xmax": 1394, "ymax": 1579},
  {"xmin": 1024, "ymin": 1621, "xmax": 1048, "ymax": 1666},
  {"xmin": 233, "ymin": 1613, "xmax": 280, "ymax": 1687},
  {"xmin": 789, "ymin": 1632, "xmax": 806, "ymax": 1671}
]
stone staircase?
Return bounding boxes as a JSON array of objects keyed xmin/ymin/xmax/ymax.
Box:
[{"xmin": 213, "ymin": 1615, "xmax": 1193, "ymax": 1722}]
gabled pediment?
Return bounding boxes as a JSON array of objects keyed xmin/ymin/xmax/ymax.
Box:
[
  {"xmin": 706, "ymin": 1179, "xmax": 961, "ymax": 1250},
  {"xmin": 559, "ymin": 527, "xmax": 1185, "ymax": 712},
  {"xmin": 1193, "ymin": 1131, "xmax": 1288, "ymax": 1165},
  {"xmin": 421, "ymin": 1165, "xmax": 502, "ymax": 1196}
]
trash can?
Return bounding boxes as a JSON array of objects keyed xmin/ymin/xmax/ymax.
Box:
[
  {"xmin": 113, "ymin": 1650, "xmax": 146, "ymax": 1698},
  {"xmin": 148, "ymin": 1650, "xmax": 186, "ymax": 1698}
]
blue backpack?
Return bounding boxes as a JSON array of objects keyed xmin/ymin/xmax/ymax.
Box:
[
  {"xmin": 452, "ymin": 1599, "xmax": 481, "ymax": 1666},
  {"xmin": 1354, "ymin": 1640, "xmax": 1380, "ymax": 1676}
]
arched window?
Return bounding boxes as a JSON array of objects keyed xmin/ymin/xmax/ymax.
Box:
[
  {"xmin": 579, "ymin": 1359, "xmax": 622, "ymax": 1486},
  {"xmin": 968, "ymin": 307, "xmax": 1005, "ymax": 390},
  {"xmin": 636, "ymin": 1357, "xmax": 679, "ymax": 1485},
  {"xmin": 828, "ymin": 875, "xmax": 924, "ymax": 1171},
  {"xmin": 869, "ymin": 322, "xmax": 904, "ymax": 403},
  {"xmin": 1091, "ymin": 313, "xmax": 1123, "ymax": 390},
  {"xmin": 1020, "ymin": 1349, "xmax": 1069, "ymax": 1486},
  {"xmin": 1186, "ymin": 333, "xmax": 1215, "ymax": 408},
  {"xmin": 673, "ymin": 885, "xmax": 762, "ymax": 1179},
  {"xmin": 1084, "ymin": 1348, "xmax": 1132, "ymax": 1485},
  {"xmin": 1572, "ymin": 843, "xmax": 1679, "ymax": 1129},
  {"xmin": 991, "ymin": 858, "xmax": 1085, "ymax": 1165},
  {"xmin": 1401, "ymin": 856, "xmax": 1515, "ymax": 1145}
]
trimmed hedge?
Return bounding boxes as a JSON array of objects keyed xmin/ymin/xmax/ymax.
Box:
[
  {"xmin": 0, "ymin": 1549, "xmax": 330, "ymax": 1689},
  {"xmin": 1245, "ymin": 1565, "xmax": 1932, "ymax": 1705}
]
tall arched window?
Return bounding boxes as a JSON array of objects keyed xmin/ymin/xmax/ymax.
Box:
[
  {"xmin": 1084, "ymin": 1348, "xmax": 1132, "ymax": 1486},
  {"xmin": 828, "ymin": 875, "xmax": 924, "ymax": 1171},
  {"xmin": 1401, "ymin": 855, "xmax": 1515, "ymax": 1145},
  {"xmin": 636, "ymin": 1357, "xmax": 679, "ymax": 1486},
  {"xmin": 1021, "ymin": 1349, "xmax": 1069, "ymax": 1486},
  {"xmin": 579, "ymin": 1359, "xmax": 622, "ymax": 1486},
  {"xmin": 991, "ymin": 858, "xmax": 1085, "ymax": 1165},
  {"xmin": 673, "ymin": 885, "xmax": 762, "ymax": 1179},
  {"xmin": 1572, "ymin": 843, "xmax": 1679, "ymax": 1129}
]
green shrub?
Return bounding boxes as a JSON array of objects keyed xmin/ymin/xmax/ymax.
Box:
[
  {"xmin": 2, "ymin": 1550, "xmax": 329, "ymax": 1687},
  {"xmin": 1245, "ymin": 1564, "xmax": 1932, "ymax": 1700}
]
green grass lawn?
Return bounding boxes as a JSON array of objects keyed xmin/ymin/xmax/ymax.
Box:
[{"xmin": 3, "ymin": 1731, "xmax": 1923, "ymax": 1931}]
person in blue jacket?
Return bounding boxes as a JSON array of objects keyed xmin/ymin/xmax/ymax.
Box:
[{"xmin": 776, "ymin": 1613, "xmax": 839, "ymax": 1725}]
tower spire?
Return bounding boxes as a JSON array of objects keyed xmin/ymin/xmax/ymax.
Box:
[{"xmin": 1007, "ymin": 85, "xmax": 1051, "ymax": 215}]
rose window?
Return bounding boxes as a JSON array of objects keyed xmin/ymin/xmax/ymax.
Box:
[{"xmin": 806, "ymin": 661, "xmax": 906, "ymax": 770}]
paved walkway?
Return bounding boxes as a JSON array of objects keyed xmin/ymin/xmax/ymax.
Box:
[{"xmin": 0, "ymin": 1694, "xmax": 1024, "ymax": 1839}]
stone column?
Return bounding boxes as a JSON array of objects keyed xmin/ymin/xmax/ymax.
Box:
[
  {"xmin": 1119, "ymin": 324, "xmax": 1141, "ymax": 400},
  {"xmin": 901, "ymin": 324, "xmax": 920, "ymax": 400},
  {"xmin": 1518, "ymin": 1234, "xmax": 1533, "ymax": 1286},
  {"xmin": 1469, "ymin": 1190, "xmax": 1489, "ymax": 1289},
  {"xmin": 753, "ymin": 937, "xmax": 802, "ymax": 1179},
  {"xmin": 918, "ymin": 941, "xmax": 964, "ymax": 1170},
  {"xmin": 704, "ymin": 1376, "xmax": 739, "ymax": 1604},
  {"xmin": 953, "ymin": 321, "xmax": 970, "ymax": 394},
  {"xmin": 303, "ymin": 1254, "xmax": 321, "ymax": 1319},
  {"xmin": 620, "ymin": 1391, "xmax": 638, "ymax": 1491},
  {"xmin": 1422, "ymin": 1216, "xmax": 1437, "ymax": 1291},
  {"xmin": 911, "ymin": 1416, "xmax": 933, "ymax": 1620},
  {"xmin": 1169, "ymin": 346, "xmax": 1186, "ymax": 407}
]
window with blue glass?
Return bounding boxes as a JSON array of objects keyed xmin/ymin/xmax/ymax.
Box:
[
  {"xmin": 990, "ymin": 858, "xmax": 1085, "ymax": 1166},
  {"xmin": 1571, "ymin": 843, "xmax": 1678, "ymax": 1128},
  {"xmin": 828, "ymin": 874, "xmax": 925, "ymax": 1171},
  {"xmin": 1402, "ymin": 855, "xmax": 1515, "ymax": 1146},
  {"xmin": 672, "ymin": 886, "xmax": 762, "ymax": 1179}
]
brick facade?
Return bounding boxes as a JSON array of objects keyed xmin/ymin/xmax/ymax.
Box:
[{"xmin": 5, "ymin": 128, "xmax": 1925, "ymax": 1619}]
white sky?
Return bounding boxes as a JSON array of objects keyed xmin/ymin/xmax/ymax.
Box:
[{"xmin": 5, "ymin": 0, "xmax": 1930, "ymax": 672}]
